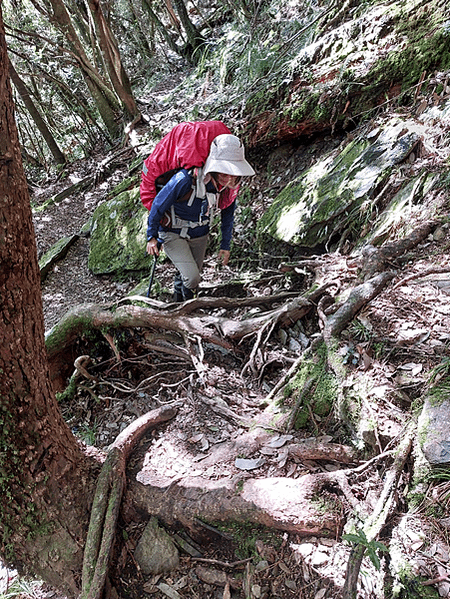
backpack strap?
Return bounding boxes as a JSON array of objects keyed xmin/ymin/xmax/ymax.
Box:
[{"xmin": 168, "ymin": 168, "xmax": 218, "ymax": 238}]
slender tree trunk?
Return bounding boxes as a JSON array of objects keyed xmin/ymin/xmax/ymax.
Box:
[
  {"xmin": 9, "ymin": 61, "xmax": 66, "ymax": 165},
  {"xmin": 172, "ymin": 0, "xmax": 205, "ymax": 60},
  {"xmin": 164, "ymin": 0, "xmax": 181, "ymax": 31},
  {"xmin": 0, "ymin": 8, "xmax": 98, "ymax": 596},
  {"xmin": 125, "ymin": 0, "xmax": 154, "ymax": 57},
  {"xmin": 141, "ymin": 0, "xmax": 182, "ymax": 56},
  {"xmin": 46, "ymin": 0, "xmax": 122, "ymax": 138},
  {"xmin": 86, "ymin": 0, "xmax": 140, "ymax": 119}
]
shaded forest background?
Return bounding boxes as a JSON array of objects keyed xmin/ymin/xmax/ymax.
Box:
[{"xmin": 3, "ymin": 1, "xmax": 450, "ymax": 599}]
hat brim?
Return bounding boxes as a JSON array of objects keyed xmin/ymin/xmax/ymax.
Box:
[{"xmin": 203, "ymin": 156, "xmax": 255, "ymax": 177}]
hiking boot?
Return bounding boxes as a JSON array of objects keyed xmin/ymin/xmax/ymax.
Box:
[
  {"xmin": 182, "ymin": 285, "xmax": 197, "ymax": 301},
  {"xmin": 173, "ymin": 273, "xmax": 184, "ymax": 302}
]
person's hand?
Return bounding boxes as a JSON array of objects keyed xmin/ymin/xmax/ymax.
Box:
[
  {"xmin": 146, "ymin": 238, "xmax": 160, "ymax": 256},
  {"xmin": 218, "ymin": 249, "xmax": 230, "ymax": 266}
]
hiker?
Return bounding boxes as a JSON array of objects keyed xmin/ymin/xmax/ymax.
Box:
[{"xmin": 146, "ymin": 133, "xmax": 255, "ymax": 301}]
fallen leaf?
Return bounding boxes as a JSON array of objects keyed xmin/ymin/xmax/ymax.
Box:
[
  {"xmin": 279, "ymin": 561, "xmax": 291, "ymax": 574},
  {"xmin": 195, "ymin": 566, "xmax": 228, "ymax": 586},
  {"xmin": 235, "ymin": 457, "xmax": 265, "ymax": 470},
  {"xmin": 267, "ymin": 434, "xmax": 293, "ymax": 448},
  {"xmin": 156, "ymin": 582, "xmax": 183, "ymax": 599},
  {"xmin": 397, "ymin": 362, "xmax": 423, "ymax": 376},
  {"xmin": 260, "ymin": 447, "xmax": 278, "ymax": 455}
]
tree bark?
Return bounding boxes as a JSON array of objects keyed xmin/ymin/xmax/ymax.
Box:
[
  {"xmin": 172, "ymin": 0, "xmax": 205, "ymax": 61},
  {"xmin": 86, "ymin": 0, "xmax": 140, "ymax": 119},
  {"xmin": 0, "ymin": 11, "xmax": 98, "ymax": 595},
  {"xmin": 9, "ymin": 61, "xmax": 66, "ymax": 164},
  {"xmin": 141, "ymin": 0, "xmax": 183, "ymax": 56},
  {"xmin": 45, "ymin": 0, "xmax": 123, "ymax": 138},
  {"xmin": 126, "ymin": 471, "xmax": 342, "ymax": 538}
]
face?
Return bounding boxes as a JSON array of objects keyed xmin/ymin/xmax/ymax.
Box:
[{"xmin": 215, "ymin": 173, "xmax": 241, "ymax": 189}]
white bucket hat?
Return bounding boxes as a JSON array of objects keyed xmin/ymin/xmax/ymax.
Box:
[{"xmin": 203, "ymin": 134, "xmax": 255, "ymax": 177}]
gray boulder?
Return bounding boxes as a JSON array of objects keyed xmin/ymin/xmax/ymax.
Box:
[
  {"xmin": 258, "ymin": 118, "xmax": 420, "ymax": 248},
  {"xmin": 418, "ymin": 384, "xmax": 450, "ymax": 466}
]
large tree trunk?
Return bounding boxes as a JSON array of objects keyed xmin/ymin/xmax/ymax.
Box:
[
  {"xmin": 0, "ymin": 10, "xmax": 98, "ymax": 595},
  {"xmin": 8, "ymin": 61, "xmax": 66, "ymax": 165}
]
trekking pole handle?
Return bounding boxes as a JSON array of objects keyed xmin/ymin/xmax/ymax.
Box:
[{"xmin": 147, "ymin": 237, "xmax": 161, "ymax": 256}]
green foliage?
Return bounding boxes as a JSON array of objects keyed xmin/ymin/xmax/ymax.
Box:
[
  {"xmin": 75, "ymin": 422, "xmax": 98, "ymax": 446},
  {"xmin": 0, "ymin": 577, "xmax": 43, "ymax": 599},
  {"xmin": 349, "ymin": 319, "xmax": 373, "ymax": 342},
  {"xmin": 362, "ymin": 12, "xmax": 450, "ymax": 104},
  {"xmin": 392, "ymin": 572, "xmax": 441, "ymax": 598},
  {"xmin": 343, "ymin": 528, "xmax": 388, "ymax": 571},
  {"xmin": 428, "ymin": 357, "xmax": 450, "ymax": 384},
  {"xmin": 55, "ymin": 371, "xmax": 78, "ymax": 403}
]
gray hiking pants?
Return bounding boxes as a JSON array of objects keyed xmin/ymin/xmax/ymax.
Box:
[{"xmin": 160, "ymin": 231, "xmax": 208, "ymax": 290}]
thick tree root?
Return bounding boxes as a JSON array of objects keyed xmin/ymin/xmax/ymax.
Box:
[
  {"xmin": 80, "ymin": 406, "xmax": 177, "ymax": 599},
  {"xmin": 128, "ymin": 469, "xmax": 347, "ymax": 538},
  {"xmin": 45, "ymin": 294, "xmax": 311, "ymax": 360}
]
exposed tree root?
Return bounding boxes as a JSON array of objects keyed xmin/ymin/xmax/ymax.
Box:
[
  {"xmin": 324, "ymin": 271, "xmax": 396, "ymax": 340},
  {"xmin": 46, "ymin": 219, "xmax": 432, "ymax": 598},
  {"xmin": 288, "ymin": 440, "xmax": 358, "ymax": 464},
  {"xmin": 284, "ymin": 376, "xmax": 317, "ymax": 431},
  {"xmin": 127, "ymin": 469, "xmax": 346, "ymax": 538},
  {"xmin": 360, "ymin": 220, "xmax": 439, "ymax": 279},
  {"xmin": 342, "ymin": 418, "xmax": 416, "ymax": 599},
  {"xmin": 393, "ymin": 265, "xmax": 450, "ymax": 289},
  {"xmin": 80, "ymin": 406, "xmax": 177, "ymax": 599},
  {"xmin": 46, "ymin": 294, "xmax": 311, "ymax": 359}
]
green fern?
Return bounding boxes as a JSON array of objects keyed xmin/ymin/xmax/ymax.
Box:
[{"xmin": 343, "ymin": 528, "xmax": 389, "ymax": 571}]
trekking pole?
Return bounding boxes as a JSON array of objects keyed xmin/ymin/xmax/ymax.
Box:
[{"xmin": 146, "ymin": 241, "xmax": 162, "ymax": 297}]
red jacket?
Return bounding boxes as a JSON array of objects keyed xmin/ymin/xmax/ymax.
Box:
[{"xmin": 140, "ymin": 121, "xmax": 239, "ymax": 211}]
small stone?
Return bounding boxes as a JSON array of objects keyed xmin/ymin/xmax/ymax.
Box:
[
  {"xmin": 134, "ymin": 517, "xmax": 179, "ymax": 575},
  {"xmin": 255, "ymin": 560, "xmax": 269, "ymax": 572},
  {"xmin": 433, "ymin": 226, "xmax": 446, "ymax": 241},
  {"xmin": 320, "ymin": 538, "xmax": 337, "ymax": 547}
]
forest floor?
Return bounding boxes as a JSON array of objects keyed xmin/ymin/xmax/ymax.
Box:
[{"xmin": 6, "ymin": 81, "xmax": 450, "ymax": 599}]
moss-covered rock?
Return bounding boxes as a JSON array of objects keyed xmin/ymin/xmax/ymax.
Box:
[
  {"xmin": 258, "ymin": 119, "xmax": 420, "ymax": 248},
  {"xmin": 418, "ymin": 376, "xmax": 450, "ymax": 466},
  {"xmin": 39, "ymin": 234, "xmax": 79, "ymax": 282},
  {"xmin": 88, "ymin": 187, "xmax": 152, "ymax": 275},
  {"xmin": 359, "ymin": 172, "xmax": 438, "ymax": 247}
]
